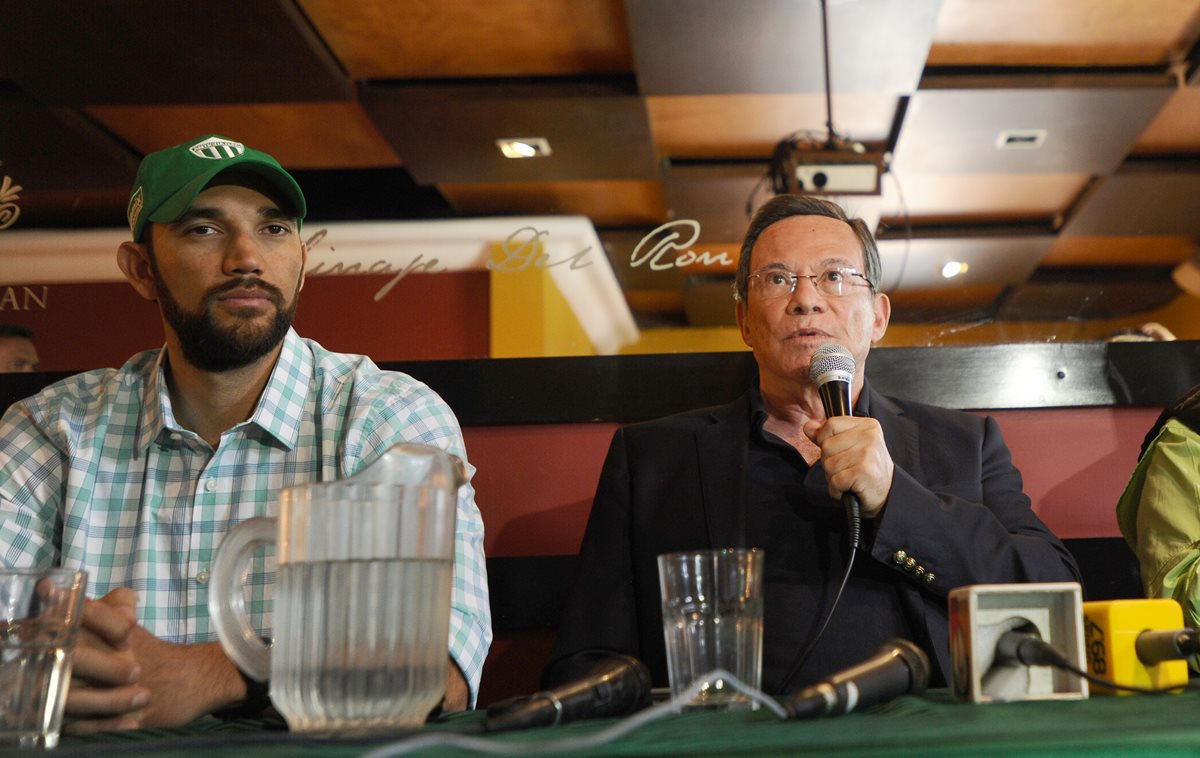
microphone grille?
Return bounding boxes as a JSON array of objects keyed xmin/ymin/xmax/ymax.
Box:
[{"xmin": 808, "ymin": 342, "xmax": 856, "ymax": 385}]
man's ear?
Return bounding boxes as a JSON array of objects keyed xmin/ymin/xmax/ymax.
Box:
[
  {"xmin": 117, "ymin": 241, "xmax": 158, "ymax": 303},
  {"xmin": 871, "ymin": 291, "xmax": 891, "ymax": 344},
  {"xmin": 298, "ymin": 239, "xmax": 307, "ymax": 292},
  {"xmin": 736, "ymin": 297, "xmax": 752, "ymax": 347}
]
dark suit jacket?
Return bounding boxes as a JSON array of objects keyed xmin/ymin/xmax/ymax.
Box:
[{"xmin": 544, "ymin": 383, "xmax": 1082, "ymax": 692}]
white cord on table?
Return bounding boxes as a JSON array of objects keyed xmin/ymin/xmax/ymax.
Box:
[{"xmin": 360, "ymin": 670, "xmax": 786, "ymax": 758}]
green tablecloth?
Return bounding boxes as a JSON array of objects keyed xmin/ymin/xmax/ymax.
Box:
[{"xmin": 22, "ymin": 687, "xmax": 1200, "ymax": 757}]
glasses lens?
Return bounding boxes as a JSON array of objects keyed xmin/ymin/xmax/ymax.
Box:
[
  {"xmin": 753, "ymin": 272, "xmax": 793, "ymax": 299},
  {"xmin": 817, "ymin": 270, "xmax": 844, "ymax": 297},
  {"xmin": 751, "ymin": 269, "xmax": 867, "ymax": 299}
]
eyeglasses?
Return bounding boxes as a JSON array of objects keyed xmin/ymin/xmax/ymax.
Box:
[{"xmin": 742, "ymin": 267, "xmax": 873, "ymax": 300}]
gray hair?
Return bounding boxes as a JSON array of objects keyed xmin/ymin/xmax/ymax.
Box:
[{"xmin": 734, "ymin": 195, "xmax": 881, "ymax": 301}]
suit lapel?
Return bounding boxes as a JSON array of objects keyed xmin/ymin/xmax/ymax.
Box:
[
  {"xmin": 867, "ymin": 385, "xmax": 923, "ymax": 483},
  {"xmin": 864, "ymin": 385, "xmax": 952, "ymax": 678},
  {"xmin": 695, "ymin": 395, "xmax": 753, "ymax": 549}
]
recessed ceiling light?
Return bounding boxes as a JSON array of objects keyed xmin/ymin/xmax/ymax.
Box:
[
  {"xmin": 995, "ymin": 129, "xmax": 1047, "ymax": 150},
  {"xmin": 941, "ymin": 261, "xmax": 969, "ymax": 279},
  {"xmin": 497, "ymin": 137, "xmax": 552, "ymax": 159}
]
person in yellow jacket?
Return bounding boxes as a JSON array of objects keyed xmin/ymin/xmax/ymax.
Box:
[{"xmin": 1117, "ymin": 383, "xmax": 1200, "ymax": 667}]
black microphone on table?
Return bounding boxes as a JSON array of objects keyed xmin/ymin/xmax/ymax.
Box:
[
  {"xmin": 1132, "ymin": 629, "xmax": 1200, "ymax": 665},
  {"xmin": 484, "ymin": 655, "xmax": 651, "ymax": 733},
  {"xmin": 808, "ymin": 342, "xmax": 862, "ymax": 549},
  {"xmin": 785, "ymin": 638, "xmax": 930, "ymax": 719}
]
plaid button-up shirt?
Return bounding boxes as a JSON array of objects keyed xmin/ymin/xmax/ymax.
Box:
[{"xmin": 0, "ymin": 329, "xmax": 491, "ymax": 701}]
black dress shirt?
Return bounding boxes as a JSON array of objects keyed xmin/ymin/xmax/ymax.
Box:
[{"xmin": 745, "ymin": 387, "xmax": 915, "ymax": 691}]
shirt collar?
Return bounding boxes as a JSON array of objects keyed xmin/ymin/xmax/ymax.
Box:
[
  {"xmin": 135, "ymin": 328, "xmax": 312, "ymax": 452},
  {"xmin": 748, "ymin": 384, "xmax": 770, "ymax": 438},
  {"xmin": 136, "ymin": 347, "xmax": 174, "ymax": 452},
  {"xmin": 244, "ymin": 328, "xmax": 312, "ymax": 450},
  {"xmin": 747, "ymin": 379, "xmax": 874, "ymax": 436}
]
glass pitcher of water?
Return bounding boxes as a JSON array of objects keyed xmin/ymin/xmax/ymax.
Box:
[{"xmin": 208, "ymin": 443, "xmax": 465, "ymax": 734}]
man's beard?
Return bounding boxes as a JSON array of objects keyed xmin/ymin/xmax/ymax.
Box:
[{"xmin": 154, "ymin": 268, "xmax": 299, "ymax": 372}]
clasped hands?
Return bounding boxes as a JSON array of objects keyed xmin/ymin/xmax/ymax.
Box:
[
  {"xmin": 63, "ymin": 587, "xmax": 245, "ymax": 733},
  {"xmin": 64, "ymin": 588, "xmax": 471, "ymax": 733}
]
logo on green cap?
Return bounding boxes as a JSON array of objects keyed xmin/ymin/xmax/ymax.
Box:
[
  {"xmin": 189, "ymin": 137, "xmax": 246, "ymax": 161},
  {"xmin": 127, "ymin": 187, "xmax": 144, "ymax": 235}
]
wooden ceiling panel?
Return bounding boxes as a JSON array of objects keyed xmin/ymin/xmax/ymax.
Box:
[
  {"xmin": 0, "ymin": 99, "xmax": 138, "ymax": 192},
  {"xmin": 1131, "ymin": 87, "xmax": 1200, "ymax": 155},
  {"xmin": 647, "ymin": 94, "xmax": 897, "ymax": 158},
  {"xmin": 998, "ymin": 278, "xmax": 1180, "ymax": 320},
  {"xmin": 1043, "ymin": 235, "xmax": 1196, "ymax": 266},
  {"xmin": 438, "ymin": 180, "xmax": 666, "ymax": 226},
  {"xmin": 298, "ymin": 0, "xmax": 633, "ymax": 79},
  {"xmin": 930, "ymin": 0, "xmax": 1200, "ymax": 66},
  {"xmin": 878, "ymin": 172, "xmax": 1089, "ymax": 220},
  {"xmin": 627, "ymin": 0, "xmax": 940, "ymax": 95},
  {"xmin": 887, "ymin": 284, "xmax": 1007, "ymax": 323},
  {"xmin": 894, "ymin": 88, "xmax": 1171, "ymax": 174},
  {"xmin": 361, "ymin": 81, "xmax": 657, "ymax": 184},
  {"xmin": 2, "ymin": 189, "xmax": 129, "ymax": 231},
  {"xmin": 87, "ymin": 103, "xmax": 401, "ymax": 169},
  {"xmin": 876, "ymin": 236, "xmax": 1053, "ymax": 292},
  {"xmin": 663, "ymin": 163, "xmax": 767, "ymax": 243},
  {"xmin": 660, "ymin": 168, "xmax": 1086, "ymax": 250},
  {"xmin": 0, "ymin": 0, "xmax": 350, "ymax": 105},
  {"xmin": 1062, "ymin": 165, "xmax": 1200, "ymax": 236}
]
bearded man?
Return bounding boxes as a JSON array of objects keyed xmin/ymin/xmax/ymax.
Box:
[{"xmin": 0, "ymin": 135, "xmax": 491, "ymax": 731}]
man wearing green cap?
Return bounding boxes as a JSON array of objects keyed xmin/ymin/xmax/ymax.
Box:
[{"xmin": 0, "ymin": 135, "xmax": 491, "ymax": 730}]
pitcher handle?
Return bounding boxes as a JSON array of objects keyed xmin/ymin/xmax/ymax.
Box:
[{"xmin": 208, "ymin": 517, "xmax": 276, "ymax": 682}]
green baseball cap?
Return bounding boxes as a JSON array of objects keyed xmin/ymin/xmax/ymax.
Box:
[{"xmin": 126, "ymin": 134, "xmax": 307, "ymax": 241}]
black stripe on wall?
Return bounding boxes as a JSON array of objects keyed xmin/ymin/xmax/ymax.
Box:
[{"xmin": 4, "ymin": 341, "xmax": 1198, "ymax": 427}]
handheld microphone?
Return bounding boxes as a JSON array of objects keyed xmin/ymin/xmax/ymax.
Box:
[
  {"xmin": 1082, "ymin": 599, "xmax": 1193, "ymax": 694},
  {"xmin": 484, "ymin": 655, "xmax": 651, "ymax": 733},
  {"xmin": 808, "ymin": 342, "xmax": 861, "ymax": 549},
  {"xmin": 784, "ymin": 638, "xmax": 930, "ymax": 719},
  {"xmin": 809, "ymin": 342, "xmax": 855, "ymax": 418}
]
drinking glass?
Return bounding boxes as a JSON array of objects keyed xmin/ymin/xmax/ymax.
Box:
[
  {"xmin": 658, "ymin": 548, "xmax": 764, "ymax": 711},
  {"xmin": 0, "ymin": 568, "xmax": 87, "ymax": 749}
]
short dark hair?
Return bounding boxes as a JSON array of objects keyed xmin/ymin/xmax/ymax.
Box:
[
  {"xmin": 0, "ymin": 324, "xmax": 33, "ymax": 340},
  {"xmin": 734, "ymin": 194, "xmax": 881, "ymax": 301}
]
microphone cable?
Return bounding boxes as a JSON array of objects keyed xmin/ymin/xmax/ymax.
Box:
[
  {"xmin": 843, "ymin": 492, "xmax": 862, "ymax": 551},
  {"xmin": 358, "ymin": 671, "xmax": 788, "ymax": 758},
  {"xmin": 778, "ymin": 510, "xmax": 859, "ymax": 690},
  {"xmin": 779, "ymin": 341, "xmax": 865, "ymax": 690},
  {"xmin": 995, "ymin": 630, "xmax": 1188, "ymax": 695}
]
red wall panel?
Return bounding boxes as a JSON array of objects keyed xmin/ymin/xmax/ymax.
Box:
[
  {"xmin": 5, "ymin": 271, "xmax": 489, "ymax": 371},
  {"xmin": 464, "ymin": 407, "xmax": 1163, "ymax": 558}
]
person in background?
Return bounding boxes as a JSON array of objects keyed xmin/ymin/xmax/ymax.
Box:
[
  {"xmin": 0, "ymin": 135, "xmax": 491, "ymax": 731},
  {"xmin": 545, "ymin": 194, "xmax": 1081, "ymax": 694},
  {"xmin": 1108, "ymin": 322, "xmax": 1177, "ymax": 342},
  {"xmin": 0, "ymin": 323, "xmax": 39, "ymax": 372},
  {"xmin": 1117, "ymin": 382, "xmax": 1200, "ymax": 667}
]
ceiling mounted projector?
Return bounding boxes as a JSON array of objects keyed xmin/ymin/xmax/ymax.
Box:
[
  {"xmin": 782, "ymin": 147, "xmax": 883, "ymax": 196},
  {"xmin": 755, "ymin": 0, "xmax": 886, "ymax": 201}
]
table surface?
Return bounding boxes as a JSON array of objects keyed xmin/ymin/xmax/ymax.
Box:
[{"xmin": 14, "ymin": 687, "xmax": 1200, "ymax": 758}]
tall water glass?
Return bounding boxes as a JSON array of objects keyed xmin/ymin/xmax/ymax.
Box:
[
  {"xmin": 0, "ymin": 568, "xmax": 87, "ymax": 749},
  {"xmin": 658, "ymin": 548, "xmax": 763, "ymax": 711},
  {"xmin": 209, "ymin": 444, "xmax": 461, "ymax": 734}
]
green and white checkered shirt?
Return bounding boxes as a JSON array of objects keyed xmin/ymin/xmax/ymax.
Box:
[{"xmin": 0, "ymin": 329, "xmax": 491, "ymax": 701}]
